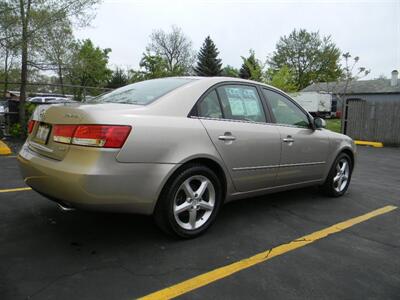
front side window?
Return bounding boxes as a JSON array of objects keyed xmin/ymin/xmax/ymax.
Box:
[
  {"xmin": 217, "ymin": 85, "xmax": 266, "ymax": 122},
  {"xmin": 87, "ymin": 78, "xmax": 194, "ymax": 105},
  {"xmin": 197, "ymin": 90, "xmax": 223, "ymax": 119},
  {"xmin": 263, "ymin": 89, "xmax": 310, "ymax": 128}
]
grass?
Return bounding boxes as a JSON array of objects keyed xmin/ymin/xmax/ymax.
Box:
[{"xmin": 326, "ymin": 118, "xmax": 341, "ymax": 133}]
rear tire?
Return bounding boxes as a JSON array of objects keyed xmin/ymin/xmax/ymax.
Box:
[
  {"xmin": 154, "ymin": 164, "xmax": 222, "ymax": 238},
  {"xmin": 321, "ymin": 152, "xmax": 353, "ymax": 197}
]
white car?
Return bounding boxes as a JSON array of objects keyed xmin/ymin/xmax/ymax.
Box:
[{"xmin": 28, "ymin": 97, "xmax": 75, "ymax": 104}]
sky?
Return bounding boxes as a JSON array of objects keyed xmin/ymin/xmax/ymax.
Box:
[{"xmin": 75, "ymin": 0, "xmax": 400, "ymax": 80}]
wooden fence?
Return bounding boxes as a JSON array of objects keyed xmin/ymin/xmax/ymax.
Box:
[{"xmin": 344, "ymin": 99, "xmax": 400, "ymax": 146}]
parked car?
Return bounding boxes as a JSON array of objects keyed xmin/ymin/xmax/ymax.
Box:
[
  {"xmin": 28, "ymin": 96, "xmax": 76, "ymax": 104},
  {"xmin": 18, "ymin": 77, "xmax": 356, "ymax": 238}
]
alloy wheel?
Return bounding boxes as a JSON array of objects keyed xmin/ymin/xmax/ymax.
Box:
[
  {"xmin": 333, "ymin": 158, "xmax": 350, "ymax": 193},
  {"xmin": 173, "ymin": 175, "xmax": 215, "ymax": 230}
]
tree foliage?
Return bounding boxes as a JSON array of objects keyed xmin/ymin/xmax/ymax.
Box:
[
  {"xmin": 239, "ymin": 50, "xmax": 264, "ymax": 82},
  {"xmin": 265, "ymin": 65, "xmax": 298, "ymax": 92},
  {"xmin": 67, "ymin": 39, "xmax": 112, "ymax": 100},
  {"xmin": 194, "ymin": 36, "xmax": 222, "ymax": 76},
  {"xmin": 107, "ymin": 68, "xmax": 129, "ymax": 89},
  {"xmin": 340, "ymin": 52, "xmax": 370, "ymax": 81},
  {"xmin": 0, "ymin": 1, "xmax": 20, "ymax": 97},
  {"xmin": 269, "ymin": 29, "xmax": 342, "ymax": 90},
  {"xmin": 130, "ymin": 52, "xmax": 187, "ymax": 82},
  {"xmin": 0, "ymin": 0, "xmax": 100, "ymax": 134},
  {"xmin": 139, "ymin": 53, "xmax": 171, "ymax": 79},
  {"xmin": 147, "ymin": 25, "xmax": 195, "ymax": 75},
  {"xmin": 0, "ymin": 68, "xmax": 20, "ymax": 87},
  {"xmin": 35, "ymin": 18, "xmax": 75, "ymax": 94},
  {"xmin": 0, "ymin": 1, "xmax": 20, "ymax": 46},
  {"xmin": 221, "ymin": 65, "xmax": 239, "ymax": 78}
]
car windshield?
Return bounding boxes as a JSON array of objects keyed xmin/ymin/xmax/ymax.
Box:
[{"xmin": 86, "ymin": 78, "xmax": 195, "ymax": 105}]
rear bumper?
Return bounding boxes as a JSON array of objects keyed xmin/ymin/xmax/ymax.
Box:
[{"xmin": 17, "ymin": 142, "xmax": 177, "ymax": 215}]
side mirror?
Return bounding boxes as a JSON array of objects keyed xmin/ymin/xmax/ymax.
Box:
[{"xmin": 314, "ymin": 117, "xmax": 326, "ymax": 129}]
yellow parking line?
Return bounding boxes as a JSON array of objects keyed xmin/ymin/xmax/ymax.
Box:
[
  {"xmin": 355, "ymin": 140, "xmax": 383, "ymax": 148},
  {"xmin": 138, "ymin": 205, "xmax": 397, "ymax": 300},
  {"xmin": 0, "ymin": 187, "xmax": 32, "ymax": 193}
]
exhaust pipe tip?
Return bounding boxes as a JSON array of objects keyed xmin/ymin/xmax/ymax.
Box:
[{"xmin": 58, "ymin": 203, "xmax": 75, "ymax": 212}]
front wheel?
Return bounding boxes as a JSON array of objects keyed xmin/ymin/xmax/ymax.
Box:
[
  {"xmin": 154, "ymin": 164, "xmax": 222, "ymax": 238},
  {"xmin": 321, "ymin": 153, "xmax": 353, "ymax": 197}
]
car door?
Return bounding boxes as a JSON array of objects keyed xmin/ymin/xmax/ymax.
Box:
[
  {"xmin": 262, "ymin": 88, "xmax": 330, "ymax": 186},
  {"xmin": 194, "ymin": 84, "xmax": 281, "ymax": 192}
]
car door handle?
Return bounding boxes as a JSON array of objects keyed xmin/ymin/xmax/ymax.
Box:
[
  {"xmin": 282, "ymin": 137, "xmax": 294, "ymax": 143},
  {"xmin": 218, "ymin": 134, "xmax": 236, "ymax": 141}
]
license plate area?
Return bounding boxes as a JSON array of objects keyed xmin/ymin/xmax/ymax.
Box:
[{"xmin": 35, "ymin": 123, "xmax": 51, "ymax": 144}]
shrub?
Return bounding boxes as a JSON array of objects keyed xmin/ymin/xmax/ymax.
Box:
[{"xmin": 10, "ymin": 123, "xmax": 22, "ymax": 138}]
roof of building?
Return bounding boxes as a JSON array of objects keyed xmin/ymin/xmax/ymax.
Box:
[{"xmin": 302, "ymin": 78, "xmax": 400, "ymax": 94}]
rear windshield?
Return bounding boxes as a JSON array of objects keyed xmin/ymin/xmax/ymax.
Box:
[{"xmin": 86, "ymin": 78, "xmax": 194, "ymax": 105}]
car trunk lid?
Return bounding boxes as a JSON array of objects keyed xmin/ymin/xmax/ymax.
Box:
[{"xmin": 28, "ymin": 103, "xmax": 141, "ymax": 160}]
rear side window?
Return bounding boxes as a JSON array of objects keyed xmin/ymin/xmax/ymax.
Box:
[
  {"xmin": 87, "ymin": 78, "xmax": 194, "ymax": 105},
  {"xmin": 217, "ymin": 85, "xmax": 266, "ymax": 123},
  {"xmin": 198, "ymin": 90, "xmax": 223, "ymax": 119}
]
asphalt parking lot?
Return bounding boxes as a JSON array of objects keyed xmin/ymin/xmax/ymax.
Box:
[{"xmin": 0, "ymin": 146, "xmax": 399, "ymax": 300}]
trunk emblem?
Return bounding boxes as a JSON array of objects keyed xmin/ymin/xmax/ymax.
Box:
[
  {"xmin": 39, "ymin": 109, "xmax": 46, "ymax": 120},
  {"xmin": 64, "ymin": 113, "xmax": 80, "ymax": 119}
]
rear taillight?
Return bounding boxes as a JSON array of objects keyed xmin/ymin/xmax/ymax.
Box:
[
  {"xmin": 27, "ymin": 120, "xmax": 36, "ymax": 134},
  {"xmin": 53, "ymin": 125, "xmax": 131, "ymax": 148},
  {"xmin": 53, "ymin": 125, "xmax": 78, "ymax": 144}
]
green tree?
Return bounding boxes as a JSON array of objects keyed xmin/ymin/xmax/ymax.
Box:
[
  {"xmin": 107, "ymin": 68, "xmax": 128, "ymax": 89},
  {"xmin": 35, "ymin": 18, "xmax": 76, "ymax": 95},
  {"xmin": 0, "ymin": 1, "xmax": 20, "ymax": 98},
  {"xmin": 139, "ymin": 53, "xmax": 171, "ymax": 79},
  {"xmin": 269, "ymin": 29, "xmax": 342, "ymax": 90},
  {"xmin": 147, "ymin": 25, "xmax": 195, "ymax": 75},
  {"xmin": 130, "ymin": 52, "xmax": 184, "ymax": 82},
  {"xmin": 240, "ymin": 50, "xmax": 264, "ymax": 82},
  {"xmin": 221, "ymin": 65, "xmax": 239, "ymax": 78},
  {"xmin": 67, "ymin": 39, "xmax": 112, "ymax": 100},
  {"xmin": 194, "ymin": 36, "xmax": 222, "ymax": 76},
  {"xmin": 266, "ymin": 65, "xmax": 298, "ymax": 92},
  {"xmin": 0, "ymin": 0, "xmax": 100, "ymax": 135},
  {"xmin": 0, "ymin": 68, "xmax": 20, "ymax": 93}
]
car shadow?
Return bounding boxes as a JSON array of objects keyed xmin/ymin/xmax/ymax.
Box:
[
  {"xmin": 3, "ymin": 185, "xmax": 341, "ymax": 299},
  {"xmin": 35, "ymin": 185, "xmax": 327, "ymax": 245}
]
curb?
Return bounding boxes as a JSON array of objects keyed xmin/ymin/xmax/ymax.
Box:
[
  {"xmin": 0, "ymin": 140, "xmax": 12, "ymax": 155},
  {"xmin": 355, "ymin": 140, "xmax": 384, "ymax": 148}
]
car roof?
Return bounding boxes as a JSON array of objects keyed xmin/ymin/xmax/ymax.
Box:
[
  {"xmin": 173, "ymin": 76, "xmax": 279, "ymax": 89},
  {"xmin": 163, "ymin": 76, "xmax": 287, "ymax": 97},
  {"xmin": 141, "ymin": 76, "xmax": 288, "ymax": 117}
]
